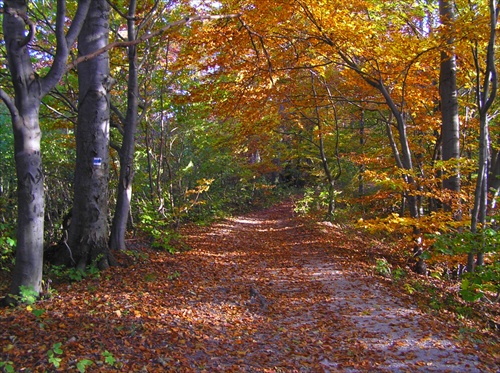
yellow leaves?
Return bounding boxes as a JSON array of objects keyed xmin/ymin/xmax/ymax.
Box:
[
  {"xmin": 185, "ymin": 178, "xmax": 215, "ymax": 196},
  {"xmin": 3, "ymin": 344, "xmax": 14, "ymax": 353},
  {"xmin": 358, "ymin": 212, "xmax": 416, "ymax": 235}
]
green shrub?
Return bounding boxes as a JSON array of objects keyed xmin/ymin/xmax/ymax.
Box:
[
  {"xmin": 375, "ymin": 258, "xmax": 392, "ymax": 277},
  {"xmin": 460, "ymin": 262, "xmax": 500, "ymax": 302},
  {"xmin": 0, "ymin": 222, "xmax": 16, "ymax": 271},
  {"xmin": 431, "ymin": 228, "xmax": 500, "ymax": 302}
]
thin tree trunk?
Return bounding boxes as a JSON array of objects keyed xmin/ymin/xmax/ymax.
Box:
[
  {"xmin": 469, "ymin": 0, "xmax": 499, "ymax": 271},
  {"xmin": 310, "ymin": 71, "xmax": 338, "ymax": 218},
  {"xmin": 145, "ymin": 118, "xmax": 155, "ymax": 201},
  {"xmin": 358, "ymin": 111, "xmax": 365, "ymax": 197},
  {"xmin": 488, "ymin": 144, "xmax": 500, "ymax": 204},
  {"xmin": 110, "ymin": 0, "xmax": 139, "ymax": 251}
]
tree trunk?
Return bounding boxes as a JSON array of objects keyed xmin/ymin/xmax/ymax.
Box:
[
  {"xmin": 358, "ymin": 111, "xmax": 365, "ymax": 197},
  {"xmin": 469, "ymin": 0, "xmax": 499, "ymax": 272},
  {"xmin": 110, "ymin": 0, "xmax": 139, "ymax": 251},
  {"xmin": 1, "ymin": 0, "xmax": 89, "ymax": 300},
  {"xmin": 378, "ymin": 82, "xmax": 419, "ymax": 219},
  {"xmin": 439, "ymin": 0, "xmax": 461, "ymax": 212},
  {"xmin": 488, "ymin": 145, "xmax": 500, "ymax": 201},
  {"xmin": 68, "ymin": 0, "xmax": 114, "ymax": 270},
  {"xmin": 2, "ymin": 1, "xmax": 45, "ymax": 299},
  {"xmin": 10, "ymin": 111, "xmax": 44, "ymax": 298},
  {"xmin": 310, "ymin": 72, "xmax": 338, "ymax": 218}
]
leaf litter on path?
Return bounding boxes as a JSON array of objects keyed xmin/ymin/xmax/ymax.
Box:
[{"xmin": 0, "ymin": 202, "xmax": 498, "ymax": 372}]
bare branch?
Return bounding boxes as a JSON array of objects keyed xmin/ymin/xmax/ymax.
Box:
[
  {"xmin": 0, "ymin": 88, "xmax": 17, "ymax": 118},
  {"xmin": 41, "ymin": 0, "xmax": 91, "ymax": 96},
  {"xmin": 66, "ymin": 13, "xmax": 241, "ymax": 71},
  {"xmin": 110, "ymin": 103, "xmax": 126, "ymax": 133}
]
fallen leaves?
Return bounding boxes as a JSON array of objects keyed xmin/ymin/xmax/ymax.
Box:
[{"xmin": 0, "ymin": 201, "xmax": 498, "ymax": 372}]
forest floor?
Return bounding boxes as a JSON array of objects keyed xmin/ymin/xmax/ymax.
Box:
[{"xmin": 0, "ymin": 201, "xmax": 499, "ymax": 372}]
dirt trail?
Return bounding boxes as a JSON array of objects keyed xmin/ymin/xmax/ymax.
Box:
[
  {"xmin": 1, "ymin": 202, "xmax": 497, "ymax": 372},
  {"xmin": 177, "ymin": 202, "xmax": 494, "ymax": 372}
]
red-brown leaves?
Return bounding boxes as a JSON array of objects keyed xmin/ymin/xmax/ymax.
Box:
[{"xmin": 0, "ymin": 202, "xmax": 498, "ymax": 372}]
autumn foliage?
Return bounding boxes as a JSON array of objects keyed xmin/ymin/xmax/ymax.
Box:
[{"xmin": 1, "ymin": 0, "xmax": 500, "ymax": 370}]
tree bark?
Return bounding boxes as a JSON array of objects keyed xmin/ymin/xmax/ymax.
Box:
[
  {"xmin": 2, "ymin": 1, "xmax": 44, "ymax": 298},
  {"xmin": 469, "ymin": 0, "xmax": 499, "ymax": 271},
  {"xmin": 309, "ymin": 71, "xmax": 340, "ymax": 218},
  {"xmin": 110, "ymin": 0, "xmax": 139, "ymax": 251},
  {"xmin": 1, "ymin": 0, "xmax": 89, "ymax": 300},
  {"xmin": 68, "ymin": 0, "xmax": 114, "ymax": 270},
  {"xmin": 439, "ymin": 0, "xmax": 461, "ymax": 212}
]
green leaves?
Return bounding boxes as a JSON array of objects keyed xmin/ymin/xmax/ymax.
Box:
[
  {"xmin": 17, "ymin": 286, "xmax": 38, "ymax": 305},
  {"xmin": 47, "ymin": 342, "xmax": 63, "ymax": 368},
  {"xmin": 102, "ymin": 350, "xmax": 116, "ymax": 366},
  {"xmin": 0, "ymin": 361, "xmax": 15, "ymax": 373},
  {"xmin": 430, "ymin": 228, "xmax": 500, "ymax": 303},
  {"xmin": 432, "ymin": 227, "xmax": 500, "ymax": 256},
  {"xmin": 375, "ymin": 258, "xmax": 392, "ymax": 277},
  {"xmin": 76, "ymin": 359, "xmax": 93, "ymax": 373},
  {"xmin": 460, "ymin": 263, "xmax": 500, "ymax": 302},
  {"xmin": 0, "ymin": 225, "xmax": 16, "ymax": 270}
]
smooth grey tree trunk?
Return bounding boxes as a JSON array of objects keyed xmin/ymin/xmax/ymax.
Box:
[
  {"xmin": 378, "ymin": 81, "xmax": 419, "ymax": 219},
  {"xmin": 68, "ymin": 0, "xmax": 114, "ymax": 270},
  {"xmin": 1, "ymin": 0, "xmax": 89, "ymax": 300},
  {"xmin": 110, "ymin": 0, "xmax": 139, "ymax": 251},
  {"xmin": 469, "ymin": 0, "xmax": 499, "ymax": 272},
  {"xmin": 439, "ymin": 0, "xmax": 461, "ymax": 212},
  {"xmin": 337, "ymin": 50, "xmax": 424, "ymax": 272}
]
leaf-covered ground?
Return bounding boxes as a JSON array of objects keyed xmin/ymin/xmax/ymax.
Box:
[{"xmin": 1, "ymin": 202, "xmax": 499, "ymax": 372}]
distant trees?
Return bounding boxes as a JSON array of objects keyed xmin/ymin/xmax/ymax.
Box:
[{"xmin": 203, "ymin": 0, "xmax": 500, "ymax": 275}]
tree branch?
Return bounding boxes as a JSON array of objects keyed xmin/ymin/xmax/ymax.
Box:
[
  {"xmin": 0, "ymin": 88, "xmax": 17, "ymax": 118},
  {"xmin": 41, "ymin": 0, "xmax": 91, "ymax": 96},
  {"xmin": 3, "ymin": 7, "xmax": 36, "ymax": 47},
  {"xmin": 66, "ymin": 13, "xmax": 240, "ymax": 72}
]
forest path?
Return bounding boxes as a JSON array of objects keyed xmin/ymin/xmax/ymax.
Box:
[
  {"xmin": 173, "ymin": 201, "xmax": 492, "ymax": 372},
  {"xmin": 1, "ymin": 202, "xmax": 498, "ymax": 372}
]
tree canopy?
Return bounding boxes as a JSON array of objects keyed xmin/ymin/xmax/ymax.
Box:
[{"xmin": 0, "ymin": 0, "xmax": 499, "ymax": 311}]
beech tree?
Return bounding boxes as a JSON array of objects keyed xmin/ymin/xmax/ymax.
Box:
[
  {"xmin": 439, "ymin": 0, "xmax": 461, "ymax": 213},
  {"xmin": 106, "ymin": 5, "xmax": 239, "ymax": 250},
  {"xmin": 0, "ymin": 0, "xmax": 90, "ymax": 300},
  {"xmin": 67, "ymin": 0, "xmax": 115, "ymax": 270}
]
